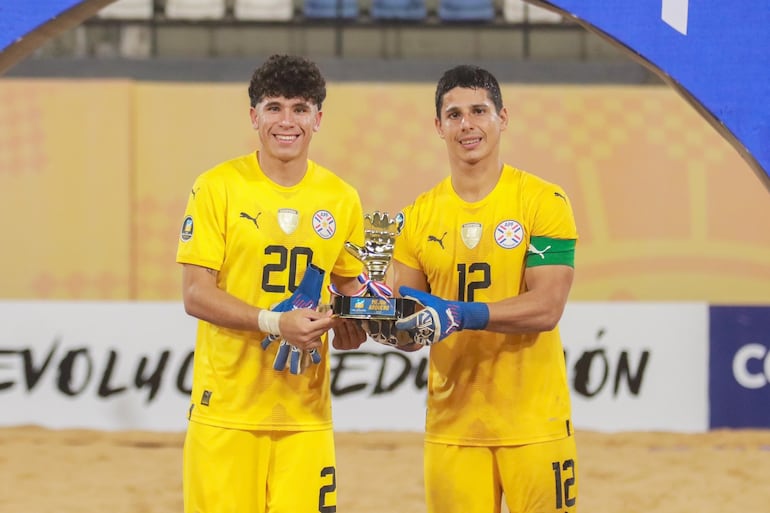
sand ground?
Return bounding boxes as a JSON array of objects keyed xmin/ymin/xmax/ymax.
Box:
[{"xmin": 2, "ymin": 427, "xmax": 770, "ymax": 512}]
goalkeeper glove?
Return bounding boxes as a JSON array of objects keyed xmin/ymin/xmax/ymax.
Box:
[
  {"xmin": 273, "ymin": 340, "xmax": 323, "ymax": 375},
  {"xmin": 260, "ymin": 263, "xmax": 325, "ymax": 374},
  {"xmin": 394, "ymin": 286, "xmax": 489, "ymax": 346}
]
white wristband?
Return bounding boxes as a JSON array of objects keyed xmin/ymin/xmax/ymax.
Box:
[{"xmin": 258, "ymin": 310, "xmax": 283, "ymax": 336}]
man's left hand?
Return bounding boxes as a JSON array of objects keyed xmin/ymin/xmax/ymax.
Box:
[{"xmin": 394, "ymin": 286, "xmax": 489, "ymax": 346}]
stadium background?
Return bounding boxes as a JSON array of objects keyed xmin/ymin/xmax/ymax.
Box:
[
  {"xmin": 2, "ymin": 79, "xmax": 769, "ymax": 302},
  {"xmin": 2, "ymin": 1, "xmax": 770, "ymax": 512},
  {"xmin": 3, "ymin": 1, "xmax": 770, "ymax": 302}
]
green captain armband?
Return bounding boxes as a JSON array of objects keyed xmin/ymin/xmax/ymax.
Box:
[{"xmin": 526, "ymin": 237, "xmax": 576, "ymax": 268}]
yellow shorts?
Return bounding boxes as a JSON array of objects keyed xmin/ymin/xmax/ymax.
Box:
[
  {"xmin": 183, "ymin": 420, "xmax": 337, "ymax": 513},
  {"xmin": 425, "ymin": 435, "xmax": 578, "ymax": 513}
]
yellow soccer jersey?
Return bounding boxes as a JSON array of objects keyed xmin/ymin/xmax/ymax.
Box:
[
  {"xmin": 176, "ymin": 152, "xmax": 364, "ymax": 431},
  {"xmin": 394, "ymin": 164, "xmax": 578, "ymax": 446}
]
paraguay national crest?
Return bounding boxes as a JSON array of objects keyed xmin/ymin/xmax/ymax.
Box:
[
  {"xmin": 313, "ymin": 209, "xmax": 336, "ymax": 239},
  {"xmin": 494, "ymin": 219, "xmax": 524, "ymax": 249},
  {"xmin": 460, "ymin": 219, "xmax": 525, "ymax": 250}
]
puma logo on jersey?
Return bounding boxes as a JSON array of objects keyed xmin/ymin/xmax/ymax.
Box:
[
  {"xmin": 428, "ymin": 232, "xmax": 447, "ymax": 249},
  {"xmin": 554, "ymin": 192, "xmax": 567, "ymax": 202},
  {"xmin": 191, "ymin": 187, "xmax": 200, "ymax": 199},
  {"xmin": 528, "ymin": 243, "xmax": 552, "ymax": 259},
  {"xmin": 240, "ymin": 211, "xmax": 261, "ymax": 228}
]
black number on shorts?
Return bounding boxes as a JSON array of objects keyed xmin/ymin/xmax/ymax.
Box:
[
  {"xmin": 456, "ymin": 262, "xmax": 491, "ymax": 301},
  {"xmin": 318, "ymin": 466, "xmax": 336, "ymax": 513},
  {"xmin": 262, "ymin": 245, "xmax": 314, "ymax": 293},
  {"xmin": 552, "ymin": 458, "xmax": 576, "ymax": 509}
]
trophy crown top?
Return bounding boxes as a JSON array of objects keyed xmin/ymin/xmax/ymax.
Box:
[{"xmin": 364, "ymin": 211, "xmax": 404, "ymax": 233}]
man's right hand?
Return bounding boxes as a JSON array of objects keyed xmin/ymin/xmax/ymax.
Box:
[{"xmin": 278, "ymin": 308, "xmax": 335, "ymax": 352}]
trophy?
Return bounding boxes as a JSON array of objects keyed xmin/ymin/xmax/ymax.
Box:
[{"xmin": 331, "ymin": 211, "xmax": 416, "ymax": 347}]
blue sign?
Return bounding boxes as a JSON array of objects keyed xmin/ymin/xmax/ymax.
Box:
[
  {"xmin": 532, "ymin": 0, "xmax": 770, "ymax": 192},
  {"xmin": 709, "ymin": 306, "xmax": 770, "ymax": 428},
  {"xmin": 0, "ymin": 1, "xmax": 84, "ymax": 52}
]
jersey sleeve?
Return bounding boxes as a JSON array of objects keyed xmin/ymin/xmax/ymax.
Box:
[
  {"xmin": 332, "ymin": 189, "xmax": 366, "ymax": 278},
  {"xmin": 392, "ymin": 203, "xmax": 422, "ymax": 270},
  {"xmin": 176, "ymin": 172, "xmax": 227, "ymax": 271},
  {"xmin": 525, "ymin": 183, "xmax": 578, "ymax": 268}
]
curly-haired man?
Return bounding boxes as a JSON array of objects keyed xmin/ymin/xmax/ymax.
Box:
[{"xmin": 177, "ymin": 54, "xmax": 366, "ymax": 513}]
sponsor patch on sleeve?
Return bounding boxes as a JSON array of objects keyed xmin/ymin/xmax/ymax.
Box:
[{"xmin": 180, "ymin": 216, "xmax": 194, "ymax": 242}]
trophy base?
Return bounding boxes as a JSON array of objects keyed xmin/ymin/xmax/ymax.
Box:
[{"xmin": 331, "ymin": 295, "xmax": 417, "ymax": 320}]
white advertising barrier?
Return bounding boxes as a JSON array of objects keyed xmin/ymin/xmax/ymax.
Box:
[
  {"xmin": 0, "ymin": 301, "xmax": 196, "ymax": 432},
  {"xmin": 0, "ymin": 301, "xmax": 708, "ymax": 433},
  {"xmin": 561, "ymin": 302, "xmax": 709, "ymax": 432}
]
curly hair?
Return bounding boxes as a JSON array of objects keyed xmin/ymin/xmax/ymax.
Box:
[
  {"xmin": 434, "ymin": 65, "xmax": 503, "ymax": 119},
  {"xmin": 248, "ymin": 54, "xmax": 327, "ymax": 109}
]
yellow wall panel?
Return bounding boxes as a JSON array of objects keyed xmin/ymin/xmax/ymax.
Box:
[
  {"xmin": 1, "ymin": 79, "xmax": 768, "ymax": 302},
  {"xmin": 133, "ymin": 82, "xmax": 254, "ymax": 299},
  {"xmin": 0, "ymin": 79, "xmax": 132, "ymax": 299}
]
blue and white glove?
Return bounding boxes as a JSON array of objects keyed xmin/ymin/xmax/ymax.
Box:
[
  {"xmin": 272, "ymin": 340, "xmax": 323, "ymax": 375},
  {"xmin": 394, "ymin": 286, "xmax": 490, "ymax": 346},
  {"xmin": 260, "ymin": 263, "xmax": 325, "ymax": 374}
]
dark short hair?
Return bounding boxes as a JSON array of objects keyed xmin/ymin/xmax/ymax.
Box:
[
  {"xmin": 434, "ymin": 65, "xmax": 503, "ymax": 118},
  {"xmin": 248, "ymin": 54, "xmax": 327, "ymax": 109}
]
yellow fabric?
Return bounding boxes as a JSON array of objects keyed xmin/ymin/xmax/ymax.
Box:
[
  {"xmin": 183, "ymin": 421, "xmax": 337, "ymax": 513},
  {"xmin": 424, "ymin": 436, "xmax": 578, "ymax": 513},
  {"xmin": 177, "ymin": 152, "xmax": 364, "ymax": 430},
  {"xmin": 394, "ymin": 164, "xmax": 578, "ymax": 445}
]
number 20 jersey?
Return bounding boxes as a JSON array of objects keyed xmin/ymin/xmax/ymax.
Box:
[
  {"xmin": 394, "ymin": 164, "xmax": 579, "ymax": 446},
  {"xmin": 176, "ymin": 152, "xmax": 364, "ymax": 431}
]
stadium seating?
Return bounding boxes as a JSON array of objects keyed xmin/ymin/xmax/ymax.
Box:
[
  {"xmin": 503, "ymin": 0, "xmax": 562, "ymax": 23},
  {"xmin": 303, "ymin": 0, "xmax": 360, "ymax": 19},
  {"xmin": 438, "ymin": 0, "xmax": 495, "ymax": 22},
  {"xmin": 233, "ymin": 0, "xmax": 294, "ymax": 21},
  {"xmin": 370, "ymin": 0, "xmax": 427, "ymax": 21},
  {"xmin": 165, "ymin": 0, "xmax": 227, "ymax": 20},
  {"xmin": 97, "ymin": 0, "xmax": 154, "ymax": 19}
]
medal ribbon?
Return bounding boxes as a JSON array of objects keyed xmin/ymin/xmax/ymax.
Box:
[{"xmin": 327, "ymin": 272, "xmax": 393, "ymax": 300}]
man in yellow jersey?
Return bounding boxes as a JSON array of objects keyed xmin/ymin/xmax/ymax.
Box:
[
  {"xmin": 392, "ymin": 65, "xmax": 579, "ymax": 513},
  {"xmin": 176, "ymin": 54, "xmax": 366, "ymax": 513}
]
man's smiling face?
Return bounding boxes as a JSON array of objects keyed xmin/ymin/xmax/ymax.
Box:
[{"xmin": 251, "ymin": 96, "xmax": 322, "ymax": 162}]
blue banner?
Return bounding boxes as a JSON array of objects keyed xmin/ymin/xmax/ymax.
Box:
[
  {"xmin": 533, "ymin": 0, "xmax": 770, "ymax": 192},
  {"xmin": 0, "ymin": 1, "xmax": 84, "ymax": 51},
  {"xmin": 709, "ymin": 306, "xmax": 770, "ymax": 428}
]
